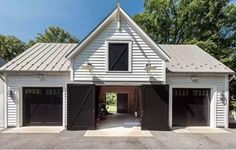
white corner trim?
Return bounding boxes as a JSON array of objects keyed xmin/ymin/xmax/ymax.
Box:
[
  {"xmin": 62, "ymin": 85, "xmax": 66, "ymax": 128},
  {"xmin": 169, "ymin": 85, "xmax": 173, "ymax": 128},
  {"xmin": 3, "ymin": 74, "xmax": 7, "ymax": 128},
  {"xmin": 70, "ymin": 58, "xmax": 74, "ymax": 81},
  {"xmin": 16, "ymin": 86, "xmax": 23, "ymax": 127},
  {"xmin": 224, "ymin": 75, "xmax": 229, "ymax": 128}
]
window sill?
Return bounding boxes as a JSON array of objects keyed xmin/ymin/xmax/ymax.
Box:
[{"xmin": 106, "ymin": 71, "xmax": 132, "ymax": 73}]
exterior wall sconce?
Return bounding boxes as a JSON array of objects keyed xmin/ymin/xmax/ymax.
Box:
[
  {"xmin": 35, "ymin": 74, "xmax": 45, "ymax": 81},
  {"xmin": 220, "ymin": 92, "xmax": 225, "ymax": 101},
  {"xmin": 145, "ymin": 63, "xmax": 156, "ymax": 72},
  {"xmin": 9, "ymin": 90, "xmax": 14, "ymax": 98},
  {"xmin": 191, "ymin": 76, "xmax": 198, "ymax": 82},
  {"xmin": 82, "ymin": 63, "xmax": 94, "ymax": 72}
]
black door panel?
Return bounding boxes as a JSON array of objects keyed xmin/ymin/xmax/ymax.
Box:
[
  {"xmin": 67, "ymin": 84, "xmax": 95, "ymax": 130},
  {"xmin": 141, "ymin": 85, "xmax": 169, "ymax": 130}
]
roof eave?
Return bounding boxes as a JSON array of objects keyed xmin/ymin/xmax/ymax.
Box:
[{"xmin": 167, "ymin": 71, "xmax": 235, "ymax": 75}]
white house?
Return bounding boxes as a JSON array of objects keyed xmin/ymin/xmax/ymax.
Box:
[{"xmin": 0, "ymin": 6, "xmax": 234, "ymax": 130}]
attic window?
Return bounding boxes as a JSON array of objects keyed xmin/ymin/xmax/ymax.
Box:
[{"xmin": 107, "ymin": 41, "xmax": 132, "ymax": 72}]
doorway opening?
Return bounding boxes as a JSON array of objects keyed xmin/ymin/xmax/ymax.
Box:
[
  {"xmin": 96, "ymin": 86, "xmax": 142, "ymax": 130},
  {"xmin": 105, "ymin": 93, "xmax": 117, "ymax": 114}
]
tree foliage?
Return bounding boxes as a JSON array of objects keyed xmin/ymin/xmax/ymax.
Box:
[
  {"xmin": 28, "ymin": 26, "xmax": 79, "ymax": 47},
  {"xmin": 106, "ymin": 93, "xmax": 117, "ymax": 106},
  {"xmin": 0, "ymin": 26, "xmax": 79, "ymax": 61},
  {"xmin": 133, "ymin": 0, "xmax": 236, "ymax": 70},
  {"xmin": 0, "ymin": 35, "xmax": 26, "ymax": 61}
]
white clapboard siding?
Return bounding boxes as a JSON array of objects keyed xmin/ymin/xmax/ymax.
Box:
[
  {"xmin": 6, "ymin": 74, "xmax": 69, "ymax": 127},
  {"xmin": 167, "ymin": 75, "xmax": 228, "ymax": 127},
  {"xmin": 73, "ymin": 17, "xmax": 165, "ymax": 82}
]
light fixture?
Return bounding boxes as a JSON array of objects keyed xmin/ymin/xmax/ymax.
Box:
[
  {"xmin": 220, "ymin": 92, "xmax": 225, "ymax": 101},
  {"xmin": 35, "ymin": 74, "xmax": 45, "ymax": 81},
  {"xmin": 145, "ymin": 63, "xmax": 156, "ymax": 72},
  {"xmin": 82, "ymin": 63, "xmax": 94, "ymax": 71},
  {"xmin": 191, "ymin": 76, "xmax": 198, "ymax": 82},
  {"xmin": 9, "ymin": 90, "xmax": 14, "ymax": 98}
]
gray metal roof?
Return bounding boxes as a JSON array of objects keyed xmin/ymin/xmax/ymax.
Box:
[
  {"xmin": 0, "ymin": 57, "xmax": 5, "ymax": 67},
  {"xmin": 159, "ymin": 44, "xmax": 234, "ymax": 74},
  {"xmin": 0, "ymin": 43, "xmax": 78, "ymax": 72}
]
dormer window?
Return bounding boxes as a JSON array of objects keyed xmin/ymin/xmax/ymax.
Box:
[{"xmin": 106, "ymin": 40, "xmax": 132, "ymax": 72}]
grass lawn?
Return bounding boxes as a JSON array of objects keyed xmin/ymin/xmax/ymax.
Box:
[{"xmin": 107, "ymin": 105, "xmax": 117, "ymax": 113}]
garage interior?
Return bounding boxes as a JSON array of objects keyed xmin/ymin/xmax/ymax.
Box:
[{"xmin": 95, "ymin": 86, "xmax": 142, "ymax": 129}]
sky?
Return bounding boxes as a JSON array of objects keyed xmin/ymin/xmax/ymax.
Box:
[{"xmin": 0, "ymin": 0, "xmax": 144, "ymax": 42}]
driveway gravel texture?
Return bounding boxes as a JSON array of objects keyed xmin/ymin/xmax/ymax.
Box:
[{"xmin": 0, "ymin": 129, "xmax": 236, "ymax": 149}]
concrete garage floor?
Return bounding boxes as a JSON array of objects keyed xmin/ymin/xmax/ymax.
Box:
[
  {"xmin": 0, "ymin": 128, "xmax": 236, "ymax": 149},
  {"xmin": 85, "ymin": 113, "xmax": 153, "ymax": 137}
]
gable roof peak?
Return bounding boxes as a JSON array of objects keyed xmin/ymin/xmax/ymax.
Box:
[{"xmin": 66, "ymin": 6, "xmax": 170, "ymax": 61}]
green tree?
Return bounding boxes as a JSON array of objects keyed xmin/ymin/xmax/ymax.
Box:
[
  {"xmin": 133, "ymin": 0, "xmax": 236, "ymax": 70},
  {"xmin": 0, "ymin": 35, "xmax": 26, "ymax": 61},
  {"xmin": 28, "ymin": 26, "xmax": 79, "ymax": 47}
]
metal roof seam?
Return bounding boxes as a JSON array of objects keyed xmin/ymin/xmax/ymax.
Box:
[{"xmin": 28, "ymin": 44, "xmax": 58, "ymax": 71}]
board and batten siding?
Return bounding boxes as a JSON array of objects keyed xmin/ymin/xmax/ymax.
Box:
[
  {"xmin": 167, "ymin": 74, "xmax": 229, "ymax": 128},
  {"xmin": 6, "ymin": 74, "xmax": 69, "ymax": 127},
  {"xmin": 73, "ymin": 17, "xmax": 165, "ymax": 82}
]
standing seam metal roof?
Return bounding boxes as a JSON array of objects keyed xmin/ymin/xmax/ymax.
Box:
[
  {"xmin": 159, "ymin": 44, "xmax": 234, "ymax": 74},
  {"xmin": 0, "ymin": 43, "xmax": 78, "ymax": 72}
]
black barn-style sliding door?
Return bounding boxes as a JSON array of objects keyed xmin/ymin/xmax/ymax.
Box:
[
  {"xmin": 67, "ymin": 84, "xmax": 95, "ymax": 130},
  {"xmin": 141, "ymin": 85, "xmax": 169, "ymax": 130}
]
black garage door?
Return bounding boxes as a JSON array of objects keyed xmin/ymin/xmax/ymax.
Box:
[
  {"xmin": 23, "ymin": 87, "xmax": 62, "ymax": 126},
  {"xmin": 173, "ymin": 88, "xmax": 210, "ymax": 126}
]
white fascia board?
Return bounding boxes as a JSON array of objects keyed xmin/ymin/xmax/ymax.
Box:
[
  {"xmin": 67, "ymin": 8, "xmax": 119, "ymax": 59},
  {"xmin": 118, "ymin": 7, "xmax": 171, "ymax": 62}
]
